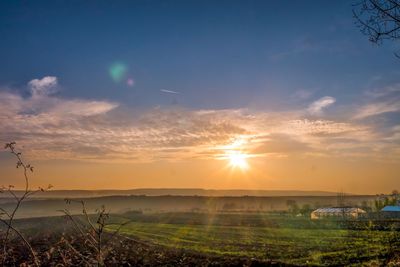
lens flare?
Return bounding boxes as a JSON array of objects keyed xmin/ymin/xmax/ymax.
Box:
[
  {"xmin": 127, "ymin": 78, "xmax": 135, "ymax": 87},
  {"xmin": 109, "ymin": 62, "xmax": 127, "ymax": 83}
]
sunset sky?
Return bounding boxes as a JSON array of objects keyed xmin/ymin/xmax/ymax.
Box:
[{"xmin": 0, "ymin": 0, "xmax": 399, "ymax": 194}]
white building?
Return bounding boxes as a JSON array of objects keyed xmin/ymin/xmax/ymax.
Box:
[{"xmin": 311, "ymin": 207, "xmax": 366, "ymax": 220}]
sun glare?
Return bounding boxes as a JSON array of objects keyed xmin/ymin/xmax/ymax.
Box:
[{"xmin": 227, "ymin": 151, "xmax": 249, "ymax": 170}]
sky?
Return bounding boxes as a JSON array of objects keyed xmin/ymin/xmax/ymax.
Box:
[{"xmin": 0, "ymin": 0, "xmax": 399, "ymax": 194}]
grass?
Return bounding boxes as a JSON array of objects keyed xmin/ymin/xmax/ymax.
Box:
[{"xmin": 107, "ymin": 213, "xmax": 397, "ymax": 266}]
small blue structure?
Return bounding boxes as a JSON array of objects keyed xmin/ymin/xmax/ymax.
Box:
[
  {"xmin": 381, "ymin": 206, "xmax": 400, "ymax": 212},
  {"xmin": 381, "ymin": 205, "xmax": 400, "ymax": 218}
]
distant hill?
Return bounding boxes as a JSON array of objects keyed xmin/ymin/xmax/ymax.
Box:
[{"xmin": 0, "ymin": 188, "xmax": 346, "ymax": 199}]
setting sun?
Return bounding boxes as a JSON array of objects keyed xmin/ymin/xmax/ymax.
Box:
[{"xmin": 227, "ymin": 151, "xmax": 249, "ymax": 170}]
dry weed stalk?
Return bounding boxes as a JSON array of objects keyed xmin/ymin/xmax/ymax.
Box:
[
  {"xmin": 60, "ymin": 200, "xmax": 131, "ymax": 266},
  {"xmin": 0, "ymin": 142, "xmax": 52, "ymax": 266}
]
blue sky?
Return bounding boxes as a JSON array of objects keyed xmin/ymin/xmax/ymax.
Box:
[
  {"xmin": 0, "ymin": 1, "xmax": 399, "ymax": 192},
  {"xmin": 1, "ymin": 0, "xmax": 398, "ymax": 109}
]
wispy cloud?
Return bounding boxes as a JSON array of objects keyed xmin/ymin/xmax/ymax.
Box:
[
  {"xmin": 307, "ymin": 96, "xmax": 336, "ymax": 115},
  {"xmin": 354, "ymin": 83, "xmax": 400, "ymax": 119},
  {"xmin": 365, "ymin": 83, "xmax": 400, "ymax": 98},
  {"xmin": 353, "ymin": 101, "xmax": 400, "ymax": 119},
  {"xmin": 0, "ymin": 77, "xmax": 397, "ymax": 163}
]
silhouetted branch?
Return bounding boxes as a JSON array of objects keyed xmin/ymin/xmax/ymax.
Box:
[
  {"xmin": 354, "ymin": 0, "xmax": 400, "ymax": 48},
  {"xmin": 61, "ymin": 199, "xmax": 131, "ymax": 267},
  {"xmin": 1, "ymin": 142, "xmax": 52, "ymax": 266}
]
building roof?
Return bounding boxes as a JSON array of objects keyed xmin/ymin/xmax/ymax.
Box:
[
  {"xmin": 381, "ymin": 206, "xmax": 400, "ymax": 212},
  {"xmin": 312, "ymin": 207, "xmax": 366, "ymax": 214}
]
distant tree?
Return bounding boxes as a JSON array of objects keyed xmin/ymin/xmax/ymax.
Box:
[
  {"xmin": 353, "ymin": 0, "xmax": 400, "ymax": 57},
  {"xmin": 336, "ymin": 191, "xmax": 347, "ymax": 207},
  {"xmin": 299, "ymin": 204, "xmax": 312, "ymax": 216},
  {"xmin": 374, "ymin": 197, "xmax": 384, "ymax": 211},
  {"xmin": 286, "ymin": 200, "xmax": 299, "ymax": 215},
  {"xmin": 313, "ymin": 202, "xmax": 323, "ymax": 209},
  {"xmin": 374, "ymin": 192, "xmax": 399, "ymax": 211},
  {"xmin": 392, "ymin": 189, "xmax": 400, "ymax": 205},
  {"xmin": 361, "ymin": 200, "xmax": 373, "ymax": 212}
]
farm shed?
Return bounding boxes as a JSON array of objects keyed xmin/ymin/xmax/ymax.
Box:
[
  {"xmin": 311, "ymin": 207, "xmax": 366, "ymax": 220},
  {"xmin": 381, "ymin": 206, "xmax": 400, "ymax": 219}
]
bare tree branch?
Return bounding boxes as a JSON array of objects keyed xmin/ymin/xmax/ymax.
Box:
[{"xmin": 354, "ymin": 0, "xmax": 400, "ymax": 51}]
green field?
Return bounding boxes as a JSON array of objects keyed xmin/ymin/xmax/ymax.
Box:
[{"xmin": 108, "ymin": 213, "xmax": 399, "ymax": 266}]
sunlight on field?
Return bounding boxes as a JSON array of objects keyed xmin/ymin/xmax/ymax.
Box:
[{"xmin": 108, "ymin": 215, "xmax": 394, "ymax": 266}]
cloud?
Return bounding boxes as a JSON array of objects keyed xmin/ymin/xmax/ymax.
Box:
[
  {"xmin": 160, "ymin": 89, "xmax": 179, "ymax": 94},
  {"xmin": 0, "ymin": 85, "xmax": 245, "ymax": 161},
  {"xmin": 354, "ymin": 83, "xmax": 400, "ymax": 119},
  {"xmin": 365, "ymin": 83, "xmax": 400, "ymax": 98},
  {"xmin": 51, "ymin": 99, "xmax": 118, "ymax": 116},
  {"xmin": 307, "ymin": 96, "xmax": 336, "ymax": 115},
  {"xmin": 353, "ymin": 100, "xmax": 400, "ymax": 119},
  {"xmin": 0, "ymin": 77, "xmax": 120, "ymax": 160},
  {"xmin": 384, "ymin": 125, "xmax": 400, "ymax": 142},
  {"xmin": 28, "ymin": 76, "xmax": 58, "ymax": 97},
  {"xmin": 251, "ymin": 134, "xmax": 310, "ymax": 155},
  {"xmin": 0, "ymin": 77, "xmax": 397, "ymax": 163}
]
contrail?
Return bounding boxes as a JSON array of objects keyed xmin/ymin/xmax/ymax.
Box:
[{"xmin": 160, "ymin": 89, "xmax": 179, "ymax": 94}]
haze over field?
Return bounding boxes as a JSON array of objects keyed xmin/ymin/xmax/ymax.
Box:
[
  {"xmin": 0, "ymin": 0, "xmax": 399, "ymax": 194},
  {"xmin": 0, "ymin": 188, "xmax": 343, "ymax": 199}
]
